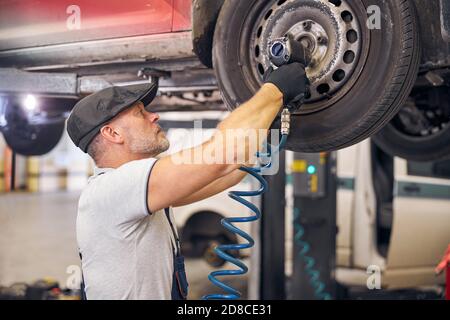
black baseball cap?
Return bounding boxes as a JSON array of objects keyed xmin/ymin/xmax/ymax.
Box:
[{"xmin": 67, "ymin": 82, "xmax": 158, "ymax": 153}]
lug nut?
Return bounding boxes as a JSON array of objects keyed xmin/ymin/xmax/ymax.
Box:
[
  {"xmin": 302, "ymin": 21, "xmax": 312, "ymax": 31},
  {"xmin": 317, "ymin": 36, "xmax": 328, "ymax": 46}
]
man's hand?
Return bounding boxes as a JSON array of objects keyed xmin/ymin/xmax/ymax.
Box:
[{"xmin": 264, "ymin": 62, "xmax": 308, "ymax": 107}]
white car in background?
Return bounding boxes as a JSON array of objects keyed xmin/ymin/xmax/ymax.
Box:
[
  {"xmin": 285, "ymin": 139, "xmax": 450, "ymax": 292},
  {"xmin": 333, "ymin": 140, "xmax": 450, "ymax": 290}
]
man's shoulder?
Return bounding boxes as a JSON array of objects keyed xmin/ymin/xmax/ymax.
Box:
[
  {"xmin": 99, "ymin": 158, "xmax": 158, "ymax": 177},
  {"xmin": 86, "ymin": 158, "xmax": 157, "ymax": 186},
  {"xmin": 116, "ymin": 158, "xmax": 158, "ymax": 173},
  {"xmin": 79, "ymin": 157, "xmax": 159, "ymax": 210}
]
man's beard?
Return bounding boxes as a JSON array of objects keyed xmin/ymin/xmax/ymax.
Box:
[{"xmin": 128, "ymin": 130, "xmax": 170, "ymax": 157}]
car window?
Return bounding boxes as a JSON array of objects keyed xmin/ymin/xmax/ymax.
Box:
[{"xmin": 407, "ymin": 159, "xmax": 450, "ymax": 180}]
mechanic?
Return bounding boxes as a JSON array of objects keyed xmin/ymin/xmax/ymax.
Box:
[{"xmin": 66, "ymin": 62, "xmax": 308, "ymax": 300}]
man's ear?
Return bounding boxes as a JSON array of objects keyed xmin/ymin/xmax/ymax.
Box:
[{"xmin": 99, "ymin": 124, "xmax": 124, "ymax": 145}]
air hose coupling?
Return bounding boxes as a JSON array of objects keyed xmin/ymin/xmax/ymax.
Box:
[{"xmin": 281, "ymin": 108, "xmax": 291, "ymax": 136}]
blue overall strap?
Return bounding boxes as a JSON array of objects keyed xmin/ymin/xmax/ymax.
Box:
[
  {"xmin": 164, "ymin": 208, "xmax": 181, "ymax": 256},
  {"xmin": 78, "ymin": 252, "xmax": 87, "ymax": 300},
  {"xmin": 164, "ymin": 208, "xmax": 188, "ymax": 300}
]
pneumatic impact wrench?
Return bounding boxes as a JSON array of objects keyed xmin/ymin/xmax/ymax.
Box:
[{"xmin": 268, "ymin": 35, "xmax": 312, "ymax": 136}]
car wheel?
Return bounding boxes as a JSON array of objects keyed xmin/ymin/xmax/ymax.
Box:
[
  {"xmin": 203, "ymin": 235, "xmax": 239, "ymax": 268},
  {"xmin": 2, "ymin": 122, "xmax": 65, "ymax": 156},
  {"xmin": 203, "ymin": 240, "xmax": 226, "ymax": 268},
  {"xmin": 213, "ymin": 0, "xmax": 421, "ymax": 152},
  {"xmin": 0, "ymin": 97, "xmax": 65, "ymax": 156},
  {"xmin": 373, "ymin": 86, "xmax": 450, "ymax": 162}
]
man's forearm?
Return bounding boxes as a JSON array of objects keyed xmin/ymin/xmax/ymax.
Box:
[
  {"xmin": 217, "ymin": 83, "xmax": 283, "ymax": 131},
  {"xmin": 172, "ymin": 168, "xmax": 247, "ymax": 207},
  {"xmin": 149, "ymin": 66, "xmax": 305, "ymax": 212},
  {"xmin": 208, "ymin": 83, "xmax": 283, "ymax": 167}
]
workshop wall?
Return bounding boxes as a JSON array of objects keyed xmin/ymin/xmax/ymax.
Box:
[
  {"xmin": 0, "ymin": 130, "xmax": 92, "ymax": 194},
  {"xmin": 26, "ymin": 131, "xmax": 91, "ymax": 193}
]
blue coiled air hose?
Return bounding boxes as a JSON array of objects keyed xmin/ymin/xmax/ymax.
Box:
[
  {"xmin": 293, "ymin": 207, "xmax": 332, "ymax": 300},
  {"xmin": 202, "ymin": 133, "xmax": 288, "ymax": 300},
  {"xmin": 202, "ymin": 126, "xmax": 332, "ymax": 300}
]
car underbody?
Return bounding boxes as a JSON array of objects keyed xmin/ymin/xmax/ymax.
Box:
[{"xmin": 0, "ymin": 0, "xmax": 449, "ymax": 158}]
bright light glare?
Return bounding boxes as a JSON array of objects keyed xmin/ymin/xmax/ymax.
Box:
[{"xmin": 24, "ymin": 94, "xmax": 38, "ymax": 112}]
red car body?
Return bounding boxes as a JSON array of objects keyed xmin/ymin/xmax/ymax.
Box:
[{"xmin": 0, "ymin": 0, "xmax": 192, "ymax": 51}]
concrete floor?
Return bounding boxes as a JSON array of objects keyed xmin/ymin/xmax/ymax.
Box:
[
  {"xmin": 0, "ymin": 192, "xmax": 247, "ymax": 299},
  {"xmin": 2, "ymin": 192, "xmax": 443, "ymax": 300}
]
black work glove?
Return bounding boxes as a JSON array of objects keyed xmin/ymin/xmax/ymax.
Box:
[{"xmin": 264, "ymin": 62, "xmax": 309, "ymax": 111}]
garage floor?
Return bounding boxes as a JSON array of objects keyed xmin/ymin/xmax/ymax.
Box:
[
  {"xmin": 0, "ymin": 193, "xmax": 444, "ymax": 300},
  {"xmin": 0, "ymin": 192, "xmax": 248, "ymax": 300}
]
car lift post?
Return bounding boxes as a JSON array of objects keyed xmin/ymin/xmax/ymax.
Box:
[
  {"xmin": 291, "ymin": 152, "xmax": 337, "ymax": 299},
  {"xmin": 258, "ymin": 149, "xmax": 286, "ymax": 300}
]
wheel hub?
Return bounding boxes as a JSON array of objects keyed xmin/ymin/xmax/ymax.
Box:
[
  {"xmin": 252, "ymin": 0, "xmax": 362, "ymax": 104},
  {"xmin": 288, "ymin": 19, "xmax": 328, "ymax": 65}
]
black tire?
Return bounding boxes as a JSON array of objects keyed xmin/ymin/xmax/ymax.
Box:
[
  {"xmin": 203, "ymin": 240, "xmax": 226, "ymax": 268},
  {"xmin": 2, "ymin": 121, "xmax": 65, "ymax": 156},
  {"xmin": 203, "ymin": 235, "xmax": 240, "ymax": 268},
  {"xmin": 180, "ymin": 211, "xmax": 238, "ymax": 258},
  {"xmin": 1, "ymin": 99, "xmax": 65, "ymax": 156},
  {"xmin": 374, "ymin": 125, "xmax": 450, "ymax": 162},
  {"xmin": 373, "ymin": 87, "xmax": 450, "ymax": 162},
  {"xmin": 212, "ymin": 0, "xmax": 421, "ymax": 152}
]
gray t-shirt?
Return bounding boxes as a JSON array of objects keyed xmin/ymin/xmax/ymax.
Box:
[{"xmin": 76, "ymin": 158, "xmax": 177, "ymax": 300}]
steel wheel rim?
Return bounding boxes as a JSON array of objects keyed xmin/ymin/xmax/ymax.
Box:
[{"xmin": 239, "ymin": 0, "xmax": 369, "ymax": 114}]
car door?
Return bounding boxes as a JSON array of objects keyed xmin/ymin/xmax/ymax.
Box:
[
  {"xmin": 0, "ymin": 0, "xmax": 174, "ymax": 50},
  {"xmin": 335, "ymin": 144, "xmax": 359, "ymax": 268},
  {"xmin": 172, "ymin": 0, "xmax": 192, "ymax": 32},
  {"xmin": 384, "ymin": 157, "xmax": 450, "ymax": 288}
]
